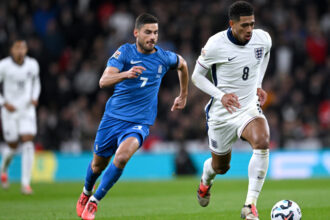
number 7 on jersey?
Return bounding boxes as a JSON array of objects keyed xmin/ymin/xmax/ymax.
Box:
[{"xmin": 140, "ymin": 77, "xmax": 148, "ymax": 87}]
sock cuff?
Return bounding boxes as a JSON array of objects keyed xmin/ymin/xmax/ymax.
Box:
[
  {"xmin": 22, "ymin": 141, "xmax": 34, "ymax": 149},
  {"xmin": 253, "ymin": 149, "xmax": 269, "ymax": 155},
  {"xmin": 110, "ymin": 162, "xmax": 123, "ymax": 172},
  {"xmin": 90, "ymin": 195, "xmax": 100, "ymax": 204}
]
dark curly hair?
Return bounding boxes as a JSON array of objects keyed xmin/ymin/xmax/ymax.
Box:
[{"xmin": 228, "ymin": 1, "xmax": 254, "ymax": 21}]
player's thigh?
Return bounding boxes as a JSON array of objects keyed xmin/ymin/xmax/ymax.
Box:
[
  {"xmin": 241, "ymin": 117, "xmax": 270, "ymax": 149},
  {"xmin": 207, "ymin": 123, "xmax": 237, "ymax": 156},
  {"xmin": 114, "ymin": 124, "xmax": 150, "ymax": 167},
  {"xmin": 93, "ymin": 117, "xmax": 124, "ymax": 158},
  {"xmin": 1, "ymin": 109, "xmax": 19, "ymax": 143},
  {"xmin": 18, "ymin": 108, "xmax": 37, "ymax": 137}
]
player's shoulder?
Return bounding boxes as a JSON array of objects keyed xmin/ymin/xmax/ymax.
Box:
[
  {"xmin": 203, "ymin": 30, "xmax": 228, "ymax": 53},
  {"xmin": 25, "ymin": 56, "xmax": 39, "ymax": 68},
  {"xmin": 207, "ymin": 30, "xmax": 227, "ymax": 45},
  {"xmin": 155, "ymin": 45, "xmax": 175, "ymax": 56},
  {"xmin": 0, "ymin": 56, "xmax": 12, "ymax": 65},
  {"xmin": 119, "ymin": 43, "xmax": 135, "ymax": 52},
  {"xmin": 154, "ymin": 46, "xmax": 178, "ymax": 67},
  {"xmin": 25, "ymin": 56, "xmax": 38, "ymax": 64},
  {"xmin": 253, "ymin": 29, "xmax": 271, "ymax": 44}
]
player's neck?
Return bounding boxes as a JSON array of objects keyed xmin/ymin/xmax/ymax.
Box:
[
  {"xmin": 11, "ymin": 56, "xmax": 25, "ymax": 65},
  {"xmin": 227, "ymin": 28, "xmax": 249, "ymax": 46}
]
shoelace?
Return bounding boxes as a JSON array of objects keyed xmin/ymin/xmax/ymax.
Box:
[
  {"xmin": 198, "ymin": 184, "xmax": 210, "ymax": 197},
  {"xmin": 80, "ymin": 196, "xmax": 89, "ymax": 205},
  {"xmin": 250, "ymin": 205, "xmax": 258, "ymax": 217},
  {"xmin": 88, "ymin": 203, "xmax": 97, "ymax": 213}
]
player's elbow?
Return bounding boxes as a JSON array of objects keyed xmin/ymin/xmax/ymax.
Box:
[
  {"xmin": 191, "ymin": 71, "xmax": 199, "ymax": 86},
  {"xmin": 99, "ymin": 78, "xmax": 107, "ymax": 88}
]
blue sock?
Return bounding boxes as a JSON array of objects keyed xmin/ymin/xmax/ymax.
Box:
[
  {"xmin": 84, "ymin": 161, "xmax": 102, "ymax": 192},
  {"xmin": 93, "ymin": 162, "xmax": 123, "ymax": 201}
]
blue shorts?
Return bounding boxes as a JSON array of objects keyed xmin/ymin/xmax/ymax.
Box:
[{"xmin": 94, "ymin": 115, "xmax": 149, "ymax": 158}]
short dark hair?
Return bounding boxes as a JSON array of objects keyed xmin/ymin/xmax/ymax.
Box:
[
  {"xmin": 135, "ymin": 13, "xmax": 158, "ymax": 29},
  {"xmin": 10, "ymin": 36, "xmax": 27, "ymax": 48},
  {"xmin": 228, "ymin": 1, "xmax": 254, "ymax": 21}
]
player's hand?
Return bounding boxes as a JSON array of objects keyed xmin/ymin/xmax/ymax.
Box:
[
  {"xmin": 171, "ymin": 95, "xmax": 187, "ymax": 111},
  {"xmin": 257, "ymin": 88, "xmax": 267, "ymax": 106},
  {"xmin": 125, "ymin": 66, "xmax": 146, "ymax": 79},
  {"xmin": 4, "ymin": 103, "xmax": 16, "ymax": 112},
  {"xmin": 221, "ymin": 93, "xmax": 241, "ymax": 114},
  {"xmin": 31, "ymin": 100, "xmax": 38, "ymax": 107}
]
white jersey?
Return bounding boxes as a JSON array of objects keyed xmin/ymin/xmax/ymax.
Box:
[
  {"xmin": 0, "ymin": 56, "xmax": 41, "ymax": 111},
  {"xmin": 197, "ymin": 28, "xmax": 271, "ymax": 124}
]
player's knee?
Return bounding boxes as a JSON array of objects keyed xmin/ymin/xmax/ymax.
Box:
[
  {"xmin": 254, "ymin": 136, "xmax": 270, "ymax": 150},
  {"xmin": 114, "ymin": 153, "xmax": 130, "ymax": 168},
  {"xmin": 213, "ymin": 164, "xmax": 230, "ymax": 175},
  {"xmin": 21, "ymin": 135, "xmax": 34, "ymax": 142},
  {"xmin": 91, "ymin": 162, "xmax": 106, "ymax": 174}
]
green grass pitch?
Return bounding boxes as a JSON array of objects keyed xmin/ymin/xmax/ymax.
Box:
[{"xmin": 0, "ymin": 178, "xmax": 329, "ymax": 219}]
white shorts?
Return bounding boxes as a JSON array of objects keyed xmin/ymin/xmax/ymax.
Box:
[
  {"xmin": 207, "ymin": 102, "xmax": 267, "ymax": 155},
  {"xmin": 1, "ymin": 106, "xmax": 37, "ymax": 142}
]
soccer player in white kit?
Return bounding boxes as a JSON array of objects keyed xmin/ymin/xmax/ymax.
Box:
[
  {"xmin": 0, "ymin": 39, "xmax": 41, "ymax": 194},
  {"xmin": 192, "ymin": 2, "xmax": 271, "ymax": 220}
]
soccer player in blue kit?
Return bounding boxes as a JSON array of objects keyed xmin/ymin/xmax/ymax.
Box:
[{"xmin": 76, "ymin": 13, "xmax": 189, "ymax": 220}]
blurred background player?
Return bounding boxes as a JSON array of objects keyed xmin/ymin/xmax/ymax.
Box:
[
  {"xmin": 192, "ymin": 1, "xmax": 271, "ymax": 220},
  {"xmin": 76, "ymin": 13, "xmax": 189, "ymax": 220},
  {"xmin": 0, "ymin": 39, "xmax": 41, "ymax": 195}
]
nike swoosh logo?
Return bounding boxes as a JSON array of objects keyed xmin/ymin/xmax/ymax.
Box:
[
  {"xmin": 228, "ymin": 56, "xmax": 237, "ymax": 61},
  {"xmin": 130, "ymin": 60, "xmax": 143, "ymax": 64}
]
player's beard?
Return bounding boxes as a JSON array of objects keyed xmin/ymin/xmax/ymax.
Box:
[{"xmin": 138, "ymin": 39, "xmax": 156, "ymax": 53}]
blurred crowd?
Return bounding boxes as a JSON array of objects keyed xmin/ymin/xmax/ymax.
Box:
[{"xmin": 0, "ymin": 0, "xmax": 329, "ymax": 152}]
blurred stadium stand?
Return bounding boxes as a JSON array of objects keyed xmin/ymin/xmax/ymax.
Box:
[{"xmin": 0, "ymin": 0, "xmax": 329, "ymax": 154}]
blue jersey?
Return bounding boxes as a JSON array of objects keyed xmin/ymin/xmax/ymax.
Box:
[{"xmin": 105, "ymin": 43, "xmax": 178, "ymax": 125}]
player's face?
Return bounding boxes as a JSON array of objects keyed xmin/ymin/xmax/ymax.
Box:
[
  {"xmin": 11, "ymin": 41, "xmax": 28, "ymax": 63},
  {"xmin": 230, "ymin": 15, "xmax": 255, "ymax": 44},
  {"xmin": 134, "ymin": 23, "xmax": 158, "ymax": 53}
]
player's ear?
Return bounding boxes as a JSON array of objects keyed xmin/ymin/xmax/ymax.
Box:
[
  {"xmin": 134, "ymin": 29, "xmax": 138, "ymax": 38},
  {"xmin": 229, "ymin": 20, "xmax": 234, "ymax": 28}
]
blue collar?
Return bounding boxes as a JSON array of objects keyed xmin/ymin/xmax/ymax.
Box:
[{"xmin": 227, "ymin": 28, "xmax": 250, "ymax": 46}]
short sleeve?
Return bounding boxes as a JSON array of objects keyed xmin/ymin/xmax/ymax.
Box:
[
  {"xmin": 165, "ymin": 51, "xmax": 178, "ymax": 69},
  {"xmin": 197, "ymin": 38, "xmax": 217, "ymax": 69},
  {"xmin": 33, "ymin": 59, "xmax": 40, "ymax": 76},
  {"xmin": 107, "ymin": 45, "xmax": 127, "ymax": 71},
  {"xmin": 264, "ymin": 32, "xmax": 272, "ymax": 53}
]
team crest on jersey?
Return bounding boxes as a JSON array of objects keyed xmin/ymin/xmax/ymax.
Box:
[
  {"xmin": 254, "ymin": 47, "xmax": 264, "ymax": 60},
  {"xmin": 111, "ymin": 50, "xmax": 121, "ymax": 59}
]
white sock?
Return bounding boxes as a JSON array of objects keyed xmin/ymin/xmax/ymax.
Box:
[
  {"xmin": 21, "ymin": 142, "xmax": 35, "ymax": 187},
  {"xmin": 83, "ymin": 186, "xmax": 93, "ymax": 196},
  {"xmin": 201, "ymin": 158, "xmax": 216, "ymax": 186},
  {"xmin": 1, "ymin": 146, "xmax": 15, "ymax": 173},
  {"xmin": 89, "ymin": 195, "xmax": 99, "ymax": 204},
  {"xmin": 245, "ymin": 149, "xmax": 269, "ymax": 206}
]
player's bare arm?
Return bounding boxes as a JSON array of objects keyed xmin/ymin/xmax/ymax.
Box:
[
  {"xmin": 4, "ymin": 102, "xmax": 16, "ymax": 112},
  {"xmin": 257, "ymin": 88, "xmax": 267, "ymax": 106},
  {"xmin": 171, "ymin": 55, "xmax": 189, "ymax": 111},
  {"xmin": 99, "ymin": 66, "xmax": 146, "ymax": 88},
  {"xmin": 221, "ymin": 93, "xmax": 241, "ymax": 114}
]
